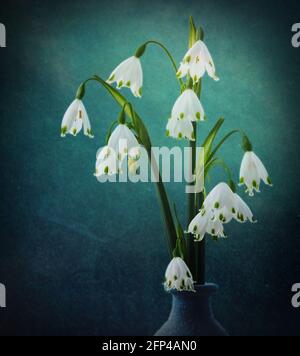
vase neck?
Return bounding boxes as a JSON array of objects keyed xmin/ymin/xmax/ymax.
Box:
[{"xmin": 169, "ymin": 284, "xmax": 217, "ymax": 321}]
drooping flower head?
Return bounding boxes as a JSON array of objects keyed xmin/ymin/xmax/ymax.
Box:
[
  {"xmin": 188, "ymin": 209, "xmax": 226, "ymax": 242},
  {"xmin": 172, "ymin": 89, "xmax": 205, "ymax": 122},
  {"xmin": 107, "ymin": 56, "xmax": 143, "ymax": 98},
  {"xmin": 164, "ymin": 257, "xmax": 195, "ymax": 292},
  {"xmin": 61, "ymin": 99, "xmax": 93, "ymax": 138},
  {"xmin": 188, "ymin": 182, "xmax": 255, "ymax": 241},
  {"xmin": 233, "ymin": 193, "xmax": 256, "ymax": 223},
  {"xmin": 166, "ymin": 88, "xmax": 205, "ymax": 141},
  {"xmin": 94, "ymin": 124, "xmax": 140, "ymax": 178},
  {"xmin": 239, "ymin": 151, "xmax": 272, "ymax": 196},
  {"xmin": 166, "ymin": 116, "xmax": 194, "ymax": 141},
  {"xmin": 177, "ymin": 40, "xmax": 219, "ymax": 83}
]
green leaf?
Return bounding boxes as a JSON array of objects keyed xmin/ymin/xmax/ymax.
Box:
[
  {"xmin": 173, "ymin": 203, "xmax": 184, "ymax": 240},
  {"xmin": 202, "ymin": 117, "xmax": 225, "ymax": 164},
  {"xmin": 205, "ymin": 157, "xmax": 233, "ymax": 183},
  {"xmin": 76, "ymin": 83, "xmax": 85, "ymax": 100},
  {"xmin": 172, "ymin": 237, "xmax": 187, "ymax": 260},
  {"xmin": 89, "ymin": 75, "xmax": 176, "ymax": 254},
  {"xmin": 189, "ymin": 16, "xmax": 197, "ymax": 48},
  {"xmin": 92, "ymin": 75, "xmax": 152, "ymax": 152},
  {"xmin": 206, "ymin": 129, "xmax": 239, "ymax": 164},
  {"xmin": 105, "ymin": 120, "xmax": 118, "ymax": 145},
  {"xmin": 196, "ymin": 26, "xmax": 204, "ymax": 41}
]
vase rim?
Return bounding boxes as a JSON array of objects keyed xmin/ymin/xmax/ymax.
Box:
[{"xmin": 167, "ymin": 283, "xmax": 219, "ymax": 296}]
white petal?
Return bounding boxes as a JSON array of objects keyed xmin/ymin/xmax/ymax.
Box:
[
  {"xmin": 95, "ymin": 146, "xmax": 118, "ymax": 176},
  {"xmin": 107, "ymin": 57, "xmax": 133, "ymax": 83},
  {"xmin": 107, "ymin": 56, "xmax": 143, "ymax": 98},
  {"xmin": 206, "ymin": 218, "xmax": 225, "ymax": 239},
  {"xmin": 189, "ymin": 60, "xmax": 206, "ymax": 83},
  {"xmin": 77, "ymin": 101, "xmax": 93, "ymax": 138},
  {"xmin": 61, "ymin": 99, "xmax": 80, "ymax": 136},
  {"xmin": 204, "ymin": 182, "xmax": 235, "ymax": 211},
  {"xmin": 176, "ymin": 62, "xmax": 189, "ymax": 78},
  {"xmin": 240, "ymin": 152, "xmax": 261, "ymax": 195},
  {"xmin": 251, "ymin": 152, "xmax": 271, "ymax": 185},
  {"xmin": 184, "ymin": 41, "xmax": 202, "ymax": 62},
  {"xmin": 200, "ymin": 41, "xmax": 219, "ymax": 81},
  {"xmin": 166, "ymin": 117, "xmax": 194, "ymax": 141},
  {"xmin": 69, "ymin": 117, "xmax": 83, "ymax": 136},
  {"xmin": 233, "ymin": 193, "xmax": 255, "ymax": 223},
  {"xmin": 171, "ymin": 89, "xmax": 204, "ymax": 122},
  {"xmin": 188, "ymin": 210, "xmax": 208, "ymax": 236}
]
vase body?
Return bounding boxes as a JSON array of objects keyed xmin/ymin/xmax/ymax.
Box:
[{"xmin": 155, "ymin": 283, "xmax": 227, "ymax": 336}]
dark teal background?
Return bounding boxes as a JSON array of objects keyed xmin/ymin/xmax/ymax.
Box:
[{"xmin": 1, "ymin": 0, "xmax": 300, "ymax": 335}]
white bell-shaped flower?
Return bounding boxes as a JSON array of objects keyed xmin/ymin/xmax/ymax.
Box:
[
  {"xmin": 108, "ymin": 124, "xmax": 140, "ymax": 161},
  {"xmin": 204, "ymin": 182, "xmax": 235, "ymax": 216},
  {"xmin": 188, "ymin": 182, "xmax": 255, "ymax": 241},
  {"xmin": 188, "ymin": 209, "xmax": 209, "ymax": 241},
  {"xmin": 164, "ymin": 257, "xmax": 195, "ymax": 292},
  {"xmin": 94, "ymin": 146, "xmax": 118, "ymax": 176},
  {"xmin": 61, "ymin": 99, "xmax": 93, "ymax": 138},
  {"xmin": 177, "ymin": 40, "xmax": 219, "ymax": 83},
  {"xmin": 171, "ymin": 89, "xmax": 205, "ymax": 122},
  {"xmin": 166, "ymin": 89, "xmax": 205, "ymax": 141},
  {"xmin": 188, "ymin": 209, "xmax": 226, "ymax": 241},
  {"xmin": 233, "ymin": 193, "xmax": 256, "ymax": 223},
  {"xmin": 94, "ymin": 124, "xmax": 140, "ymax": 178},
  {"xmin": 166, "ymin": 117, "xmax": 194, "ymax": 141},
  {"xmin": 206, "ymin": 218, "xmax": 226, "ymax": 240},
  {"xmin": 239, "ymin": 151, "xmax": 272, "ymax": 196},
  {"xmin": 204, "ymin": 182, "xmax": 254, "ymax": 224},
  {"xmin": 107, "ymin": 56, "xmax": 143, "ymax": 98}
]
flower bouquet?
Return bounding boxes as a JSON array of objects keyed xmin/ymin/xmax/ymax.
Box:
[{"xmin": 60, "ymin": 17, "xmax": 272, "ymax": 335}]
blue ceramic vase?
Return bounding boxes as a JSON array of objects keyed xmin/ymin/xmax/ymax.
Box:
[{"xmin": 155, "ymin": 283, "xmax": 228, "ymax": 336}]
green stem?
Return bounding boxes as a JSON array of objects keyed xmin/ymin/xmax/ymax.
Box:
[
  {"xmin": 187, "ymin": 122, "xmax": 197, "ymax": 278},
  {"xmin": 190, "ymin": 18, "xmax": 206, "ymax": 285},
  {"xmin": 81, "ymin": 75, "xmax": 177, "ymax": 255},
  {"xmin": 141, "ymin": 40, "xmax": 184, "ymax": 86},
  {"xmin": 205, "ymin": 157, "xmax": 233, "ymax": 181},
  {"xmin": 195, "ymin": 192, "xmax": 205, "ymax": 283},
  {"xmin": 193, "ymin": 77, "xmax": 205, "ymax": 284},
  {"xmin": 206, "ymin": 129, "xmax": 250, "ymax": 164}
]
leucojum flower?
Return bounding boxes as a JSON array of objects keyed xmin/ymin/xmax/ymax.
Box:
[
  {"xmin": 166, "ymin": 88, "xmax": 205, "ymax": 141},
  {"xmin": 107, "ymin": 56, "xmax": 143, "ymax": 98},
  {"xmin": 164, "ymin": 257, "xmax": 195, "ymax": 292},
  {"xmin": 239, "ymin": 151, "xmax": 272, "ymax": 196},
  {"xmin": 59, "ymin": 17, "xmax": 273, "ymax": 298},
  {"xmin": 61, "ymin": 99, "xmax": 93, "ymax": 138},
  {"xmin": 188, "ymin": 182, "xmax": 255, "ymax": 241},
  {"xmin": 94, "ymin": 123, "xmax": 141, "ymax": 178},
  {"xmin": 177, "ymin": 39, "xmax": 219, "ymax": 83}
]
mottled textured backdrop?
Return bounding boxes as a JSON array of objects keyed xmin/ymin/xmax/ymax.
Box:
[{"xmin": 0, "ymin": 0, "xmax": 300, "ymax": 335}]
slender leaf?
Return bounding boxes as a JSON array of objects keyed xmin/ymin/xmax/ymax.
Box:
[
  {"xmin": 202, "ymin": 117, "xmax": 225, "ymax": 164},
  {"xmin": 89, "ymin": 75, "xmax": 177, "ymax": 254},
  {"xmin": 105, "ymin": 120, "xmax": 118, "ymax": 144},
  {"xmin": 189, "ymin": 16, "xmax": 197, "ymax": 48},
  {"xmin": 205, "ymin": 157, "xmax": 233, "ymax": 182},
  {"xmin": 206, "ymin": 129, "xmax": 239, "ymax": 164}
]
